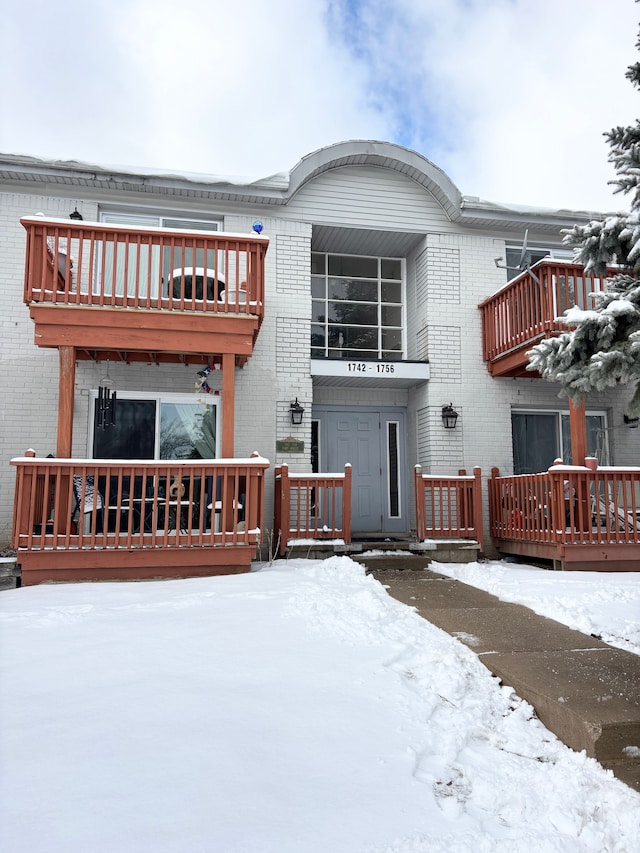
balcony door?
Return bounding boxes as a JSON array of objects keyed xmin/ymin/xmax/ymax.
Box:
[
  {"xmin": 512, "ymin": 410, "xmax": 608, "ymax": 473},
  {"xmin": 98, "ymin": 212, "xmax": 221, "ymax": 300}
]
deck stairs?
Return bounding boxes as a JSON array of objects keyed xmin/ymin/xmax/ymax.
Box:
[{"xmin": 283, "ymin": 537, "xmax": 481, "ymax": 569}]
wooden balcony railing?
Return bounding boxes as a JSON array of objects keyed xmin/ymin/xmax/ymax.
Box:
[
  {"xmin": 273, "ymin": 464, "xmax": 352, "ymax": 557},
  {"xmin": 489, "ymin": 465, "xmax": 640, "ymax": 546},
  {"xmin": 11, "ymin": 452, "xmax": 269, "ymax": 554},
  {"xmin": 414, "ymin": 466, "xmax": 484, "ymax": 549},
  {"xmin": 21, "ymin": 216, "xmax": 268, "ymax": 321},
  {"xmin": 479, "ymin": 260, "xmax": 612, "ymax": 375}
]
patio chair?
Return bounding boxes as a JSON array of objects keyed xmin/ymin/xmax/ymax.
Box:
[
  {"xmin": 46, "ymin": 237, "xmax": 72, "ymax": 291},
  {"xmin": 72, "ymin": 475, "xmax": 104, "ymax": 533},
  {"xmin": 591, "ymin": 483, "xmax": 640, "ymax": 533},
  {"xmin": 205, "ymin": 476, "xmax": 244, "ymax": 532}
]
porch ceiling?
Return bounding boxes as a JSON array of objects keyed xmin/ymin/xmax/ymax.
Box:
[{"xmin": 312, "ymin": 224, "xmax": 425, "ymax": 257}]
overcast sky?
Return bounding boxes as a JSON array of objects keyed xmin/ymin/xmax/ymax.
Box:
[{"xmin": 1, "ymin": 0, "xmax": 638, "ymax": 212}]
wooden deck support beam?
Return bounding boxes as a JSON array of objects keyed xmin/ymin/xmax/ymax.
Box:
[
  {"xmin": 56, "ymin": 346, "xmax": 75, "ymax": 458},
  {"xmin": 569, "ymin": 398, "xmax": 587, "ymax": 466},
  {"xmin": 221, "ymin": 352, "xmax": 235, "ymax": 458}
]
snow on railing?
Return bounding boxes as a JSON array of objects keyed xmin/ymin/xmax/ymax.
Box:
[
  {"xmin": 21, "ymin": 216, "xmax": 268, "ymax": 319},
  {"xmin": 11, "ymin": 452, "xmax": 269, "ymax": 552},
  {"xmin": 274, "ymin": 464, "xmax": 352, "ymax": 556},
  {"xmin": 414, "ymin": 466, "xmax": 483, "ymax": 548}
]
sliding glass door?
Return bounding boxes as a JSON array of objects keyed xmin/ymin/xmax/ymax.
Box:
[
  {"xmin": 512, "ymin": 410, "xmax": 607, "ymax": 473},
  {"xmin": 92, "ymin": 392, "xmax": 219, "ymax": 460}
]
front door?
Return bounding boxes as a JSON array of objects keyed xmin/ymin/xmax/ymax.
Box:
[{"xmin": 317, "ymin": 406, "xmax": 407, "ymax": 535}]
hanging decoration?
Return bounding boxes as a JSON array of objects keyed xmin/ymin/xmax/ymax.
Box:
[
  {"xmin": 97, "ymin": 385, "xmax": 117, "ymax": 430},
  {"xmin": 195, "ymin": 364, "xmax": 221, "ymax": 395},
  {"xmin": 97, "ymin": 361, "xmax": 117, "ymax": 430}
]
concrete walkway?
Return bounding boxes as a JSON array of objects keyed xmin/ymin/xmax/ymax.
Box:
[{"xmin": 367, "ymin": 565, "xmax": 640, "ymax": 791}]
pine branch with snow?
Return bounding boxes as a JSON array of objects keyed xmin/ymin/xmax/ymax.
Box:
[{"xmin": 527, "ymin": 21, "xmax": 640, "ymax": 418}]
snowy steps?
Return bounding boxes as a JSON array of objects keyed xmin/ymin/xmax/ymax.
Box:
[
  {"xmin": 368, "ymin": 567, "xmax": 640, "ymax": 792},
  {"xmin": 286, "ymin": 539, "xmax": 480, "ymax": 567}
]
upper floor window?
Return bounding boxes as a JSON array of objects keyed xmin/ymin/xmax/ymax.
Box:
[
  {"xmin": 311, "ymin": 252, "xmax": 403, "ymax": 360},
  {"xmin": 504, "ymin": 241, "xmax": 572, "ymax": 280}
]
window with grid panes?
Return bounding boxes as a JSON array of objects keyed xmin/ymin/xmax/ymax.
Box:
[{"xmin": 311, "ymin": 253, "xmax": 403, "ymax": 360}]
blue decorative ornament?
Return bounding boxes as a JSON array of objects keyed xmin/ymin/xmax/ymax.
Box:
[{"xmin": 252, "ymin": 221, "xmax": 263, "ymax": 234}]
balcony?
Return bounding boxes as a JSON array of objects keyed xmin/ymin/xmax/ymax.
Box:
[
  {"xmin": 11, "ymin": 452, "xmax": 269, "ymax": 585},
  {"xmin": 489, "ymin": 464, "xmax": 640, "ymax": 571},
  {"xmin": 479, "ymin": 260, "xmax": 611, "ymax": 378},
  {"xmin": 21, "ymin": 216, "xmax": 269, "ymax": 366}
]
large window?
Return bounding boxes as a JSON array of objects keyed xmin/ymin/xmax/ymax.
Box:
[
  {"xmin": 311, "ymin": 252, "xmax": 403, "ymax": 360},
  {"xmin": 512, "ymin": 410, "xmax": 608, "ymax": 474},
  {"xmin": 91, "ymin": 392, "xmax": 219, "ymax": 460}
]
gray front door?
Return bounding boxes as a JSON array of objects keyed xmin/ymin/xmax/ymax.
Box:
[
  {"xmin": 319, "ymin": 406, "xmax": 407, "ymax": 535},
  {"xmin": 327, "ymin": 410, "xmax": 382, "ymax": 533}
]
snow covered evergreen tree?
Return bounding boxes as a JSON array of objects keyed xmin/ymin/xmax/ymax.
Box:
[{"xmin": 527, "ymin": 22, "xmax": 640, "ymax": 417}]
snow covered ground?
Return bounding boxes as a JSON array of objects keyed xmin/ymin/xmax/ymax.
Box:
[
  {"xmin": 432, "ymin": 559, "xmax": 640, "ymax": 657},
  {"xmin": 0, "ymin": 557, "xmax": 638, "ymax": 852}
]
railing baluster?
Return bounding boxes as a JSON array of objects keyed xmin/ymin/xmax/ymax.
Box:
[
  {"xmin": 20, "ymin": 217, "xmax": 266, "ymax": 324},
  {"xmin": 11, "ymin": 455, "xmax": 268, "ymax": 557}
]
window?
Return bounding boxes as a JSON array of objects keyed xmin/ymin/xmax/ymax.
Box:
[
  {"xmin": 311, "ymin": 252, "xmax": 403, "ymax": 360},
  {"xmin": 91, "ymin": 392, "xmax": 219, "ymax": 460},
  {"xmin": 98, "ymin": 212, "xmax": 222, "ymax": 299},
  {"xmin": 504, "ymin": 242, "xmax": 572, "ymax": 279},
  {"xmin": 387, "ymin": 421, "xmax": 400, "ymax": 517},
  {"xmin": 511, "ymin": 410, "xmax": 607, "ymax": 474}
]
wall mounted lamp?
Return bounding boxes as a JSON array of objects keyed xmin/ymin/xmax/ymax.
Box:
[
  {"xmin": 624, "ymin": 414, "xmax": 639, "ymax": 428},
  {"xmin": 441, "ymin": 403, "xmax": 459, "ymax": 429},
  {"xmin": 69, "ymin": 207, "xmax": 83, "ymax": 221},
  {"xmin": 290, "ymin": 398, "xmax": 305, "ymax": 426}
]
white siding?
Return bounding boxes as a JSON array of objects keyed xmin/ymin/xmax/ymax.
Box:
[{"xmin": 284, "ymin": 166, "xmax": 452, "ymax": 231}]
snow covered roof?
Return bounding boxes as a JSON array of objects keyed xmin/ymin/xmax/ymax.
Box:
[{"xmin": 0, "ymin": 142, "xmax": 611, "ymax": 229}]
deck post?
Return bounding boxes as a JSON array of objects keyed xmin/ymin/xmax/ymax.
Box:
[
  {"xmin": 472, "ymin": 466, "xmax": 484, "ymax": 552},
  {"xmin": 414, "ymin": 465, "xmax": 425, "ymax": 540},
  {"xmin": 56, "ymin": 346, "xmax": 75, "ymax": 457},
  {"xmin": 221, "ymin": 352, "xmax": 235, "ymax": 458},
  {"xmin": 569, "ymin": 398, "xmax": 587, "ymax": 466},
  {"xmin": 343, "ymin": 464, "xmax": 352, "ymax": 545},
  {"xmin": 278, "ymin": 464, "xmax": 290, "ymax": 557}
]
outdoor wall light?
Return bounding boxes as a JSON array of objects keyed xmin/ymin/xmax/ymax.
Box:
[
  {"xmin": 624, "ymin": 414, "xmax": 639, "ymax": 428},
  {"xmin": 290, "ymin": 398, "xmax": 305, "ymax": 426},
  {"xmin": 441, "ymin": 403, "xmax": 459, "ymax": 429},
  {"xmin": 69, "ymin": 207, "xmax": 83, "ymax": 221}
]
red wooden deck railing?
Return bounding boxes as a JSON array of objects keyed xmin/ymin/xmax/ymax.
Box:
[
  {"xmin": 11, "ymin": 452, "xmax": 268, "ymax": 555},
  {"xmin": 274, "ymin": 464, "xmax": 352, "ymax": 556},
  {"xmin": 21, "ymin": 216, "xmax": 268, "ymax": 321},
  {"xmin": 489, "ymin": 465, "xmax": 640, "ymax": 546},
  {"xmin": 414, "ymin": 466, "xmax": 484, "ymax": 549},
  {"xmin": 480, "ymin": 260, "xmax": 612, "ymax": 371}
]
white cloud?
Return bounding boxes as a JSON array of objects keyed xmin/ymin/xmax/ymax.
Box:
[{"xmin": 1, "ymin": 0, "xmax": 637, "ymax": 211}]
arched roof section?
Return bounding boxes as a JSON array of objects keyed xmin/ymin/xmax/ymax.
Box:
[{"xmin": 287, "ymin": 140, "xmax": 463, "ymax": 222}]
